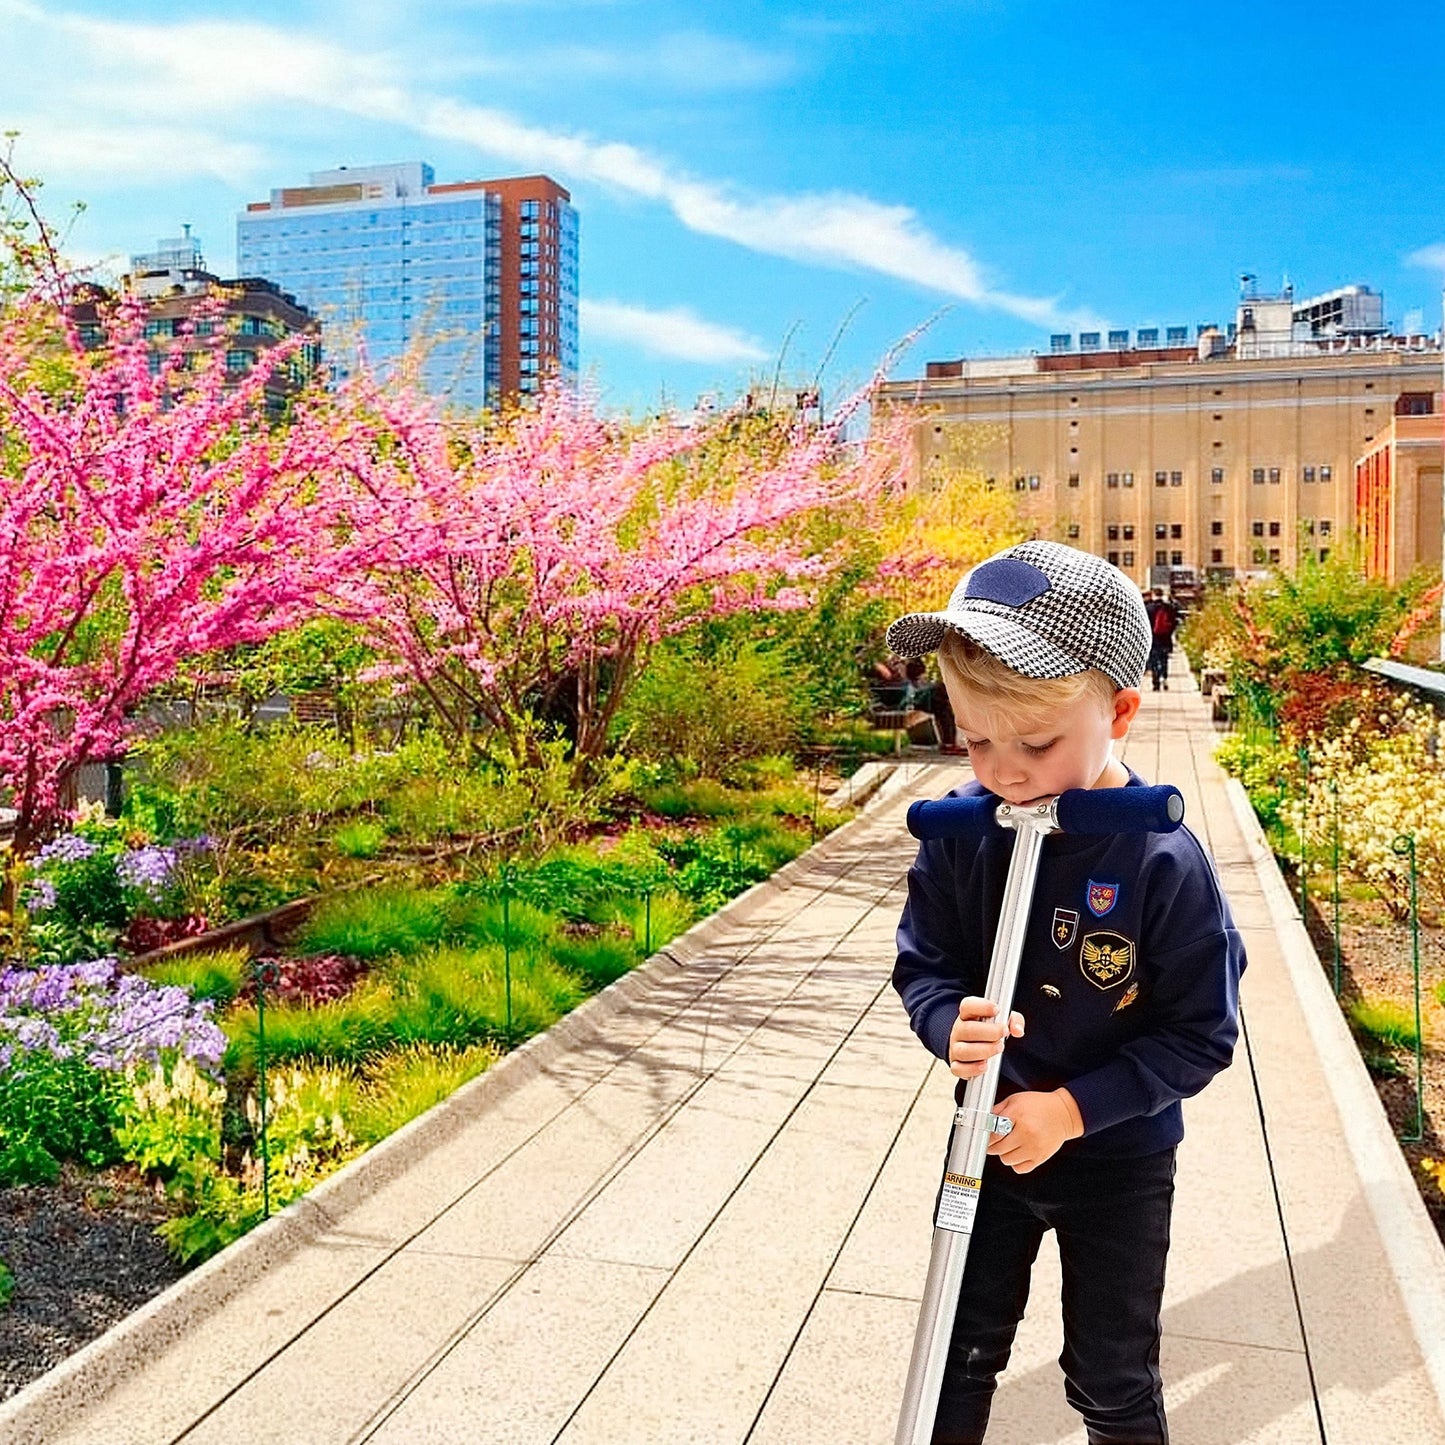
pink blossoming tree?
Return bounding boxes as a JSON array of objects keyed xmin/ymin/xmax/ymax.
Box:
[
  {"xmin": 325, "ymin": 378, "xmax": 909, "ymax": 780},
  {"xmin": 0, "ymin": 295, "xmax": 357, "ymax": 869}
]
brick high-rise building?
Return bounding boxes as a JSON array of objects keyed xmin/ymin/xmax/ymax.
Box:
[
  {"xmin": 237, "ymin": 163, "xmax": 578, "ymax": 410},
  {"xmin": 876, "ymin": 282, "xmax": 1444, "ymax": 591}
]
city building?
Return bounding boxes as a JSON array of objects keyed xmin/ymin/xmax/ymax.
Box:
[
  {"xmin": 69, "ymin": 231, "xmax": 320, "ymax": 417},
  {"xmin": 1355, "ymin": 407, "xmax": 1445, "ymax": 583},
  {"xmin": 876, "ymin": 280, "xmax": 1444, "ymax": 591},
  {"xmin": 236, "ymin": 163, "xmax": 579, "ymax": 410}
]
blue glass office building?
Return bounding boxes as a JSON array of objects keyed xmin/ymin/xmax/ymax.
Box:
[{"xmin": 237, "ymin": 162, "xmax": 578, "ymax": 410}]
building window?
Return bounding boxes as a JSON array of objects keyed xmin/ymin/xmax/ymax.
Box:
[
  {"xmin": 1123, "ymin": 550, "xmax": 1134, "ymax": 565},
  {"xmin": 1170, "ymin": 470, "xmax": 1182, "ymax": 486},
  {"xmin": 1303, "ymin": 518, "xmax": 1315, "ymax": 535},
  {"xmin": 1303, "ymin": 466, "xmax": 1316, "ymax": 482},
  {"xmin": 1027, "ymin": 475, "xmax": 1040, "ymax": 490},
  {"xmin": 1253, "ymin": 468, "xmax": 1265, "ymax": 484},
  {"xmin": 1253, "ymin": 547, "xmax": 1268, "ymax": 564},
  {"xmin": 1014, "ymin": 477, "xmax": 1027, "ymax": 491},
  {"xmin": 1170, "ymin": 524, "xmax": 1182, "ymax": 539},
  {"xmin": 1108, "ymin": 551, "xmax": 1120, "ymax": 565},
  {"xmin": 1211, "ymin": 548, "xmax": 1224, "ymax": 564},
  {"xmin": 1397, "ymin": 392, "xmax": 1434, "ymax": 416},
  {"xmin": 1106, "ymin": 473, "xmax": 1119, "ymax": 488},
  {"xmin": 1108, "ymin": 525, "xmax": 1120, "ymax": 541},
  {"xmin": 1155, "ymin": 550, "xmax": 1167, "ymax": 565},
  {"xmin": 1067, "ymin": 523, "xmax": 1080, "ymax": 539},
  {"xmin": 1268, "ymin": 467, "xmax": 1280, "ymax": 483},
  {"xmin": 1268, "ymin": 522, "xmax": 1281, "ymax": 537},
  {"xmin": 1123, "ymin": 525, "xmax": 1135, "ymax": 540},
  {"xmin": 1320, "ymin": 465, "xmax": 1332, "ymax": 481},
  {"xmin": 1155, "ymin": 523, "xmax": 1167, "ymax": 539},
  {"xmin": 1068, "ymin": 473, "xmax": 1080, "ymax": 488},
  {"xmin": 1211, "ymin": 467, "xmax": 1225, "ymax": 483},
  {"xmin": 1320, "ymin": 548, "xmax": 1330, "ymax": 561},
  {"xmin": 1123, "ymin": 472, "xmax": 1135, "ymax": 488},
  {"xmin": 1320, "ymin": 519, "xmax": 1332, "ymax": 536},
  {"xmin": 1211, "ymin": 521, "xmax": 1223, "ymax": 536},
  {"xmin": 1268, "ymin": 548, "xmax": 1281, "ymax": 563},
  {"xmin": 1212, "ymin": 413, "xmax": 1223, "ymax": 422},
  {"xmin": 1155, "ymin": 470, "xmax": 1167, "ymax": 487},
  {"xmin": 1171, "ymin": 551, "xmax": 1183, "ymax": 566},
  {"xmin": 1252, "ymin": 521, "xmax": 1265, "ymax": 537}
]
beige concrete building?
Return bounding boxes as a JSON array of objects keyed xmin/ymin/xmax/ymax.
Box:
[{"xmin": 876, "ymin": 284, "xmax": 1443, "ymax": 591}]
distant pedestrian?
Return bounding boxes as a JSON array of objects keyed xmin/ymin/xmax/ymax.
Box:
[{"xmin": 1145, "ymin": 591, "xmax": 1178, "ymax": 692}]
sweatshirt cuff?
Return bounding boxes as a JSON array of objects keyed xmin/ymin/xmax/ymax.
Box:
[
  {"xmin": 921, "ymin": 1002, "xmax": 957, "ymax": 1066},
  {"xmin": 1065, "ymin": 1057, "xmax": 1150, "ymax": 1136}
]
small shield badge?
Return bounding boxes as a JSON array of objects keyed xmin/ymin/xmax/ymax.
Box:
[
  {"xmin": 1051, "ymin": 907, "xmax": 1079, "ymax": 950},
  {"xmin": 1081, "ymin": 930, "xmax": 1135, "ymax": 990},
  {"xmin": 1087, "ymin": 879, "xmax": 1120, "ymax": 917}
]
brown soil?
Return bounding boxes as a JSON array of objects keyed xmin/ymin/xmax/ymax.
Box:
[{"xmin": 1295, "ymin": 875, "xmax": 1445, "ymax": 1240}]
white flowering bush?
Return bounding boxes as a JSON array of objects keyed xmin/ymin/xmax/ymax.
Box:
[{"xmin": 1283, "ymin": 705, "xmax": 1445, "ymax": 921}]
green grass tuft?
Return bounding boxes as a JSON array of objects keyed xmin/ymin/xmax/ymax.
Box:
[
  {"xmin": 1348, "ymin": 997, "xmax": 1422, "ymax": 1051},
  {"xmin": 141, "ymin": 946, "xmax": 249, "ymax": 1006},
  {"xmin": 224, "ymin": 984, "xmax": 395, "ymax": 1073},
  {"xmin": 348, "ymin": 1043, "xmax": 497, "ymax": 1144},
  {"xmin": 332, "ymin": 819, "xmax": 387, "ymax": 859},
  {"xmin": 297, "ymin": 886, "xmax": 448, "ymax": 961},
  {"xmin": 551, "ymin": 933, "xmax": 638, "ymax": 990}
]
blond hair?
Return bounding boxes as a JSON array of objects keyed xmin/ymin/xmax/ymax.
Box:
[{"xmin": 937, "ymin": 630, "xmax": 1118, "ymax": 734}]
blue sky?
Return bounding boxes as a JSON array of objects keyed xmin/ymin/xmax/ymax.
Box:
[{"xmin": 6, "ymin": 0, "xmax": 1445, "ymax": 412}]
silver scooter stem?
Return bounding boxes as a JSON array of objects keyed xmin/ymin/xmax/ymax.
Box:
[{"xmin": 895, "ymin": 801, "xmax": 1056, "ymax": 1445}]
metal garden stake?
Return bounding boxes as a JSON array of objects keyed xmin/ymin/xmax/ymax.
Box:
[{"xmin": 895, "ymin": 783, "xmax": 1185, "ymax": 1445}]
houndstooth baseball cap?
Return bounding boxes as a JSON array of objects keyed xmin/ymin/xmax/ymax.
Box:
[{"xmin": 885, "ymin": 540, "xmax": 1150, "ymax": 689}]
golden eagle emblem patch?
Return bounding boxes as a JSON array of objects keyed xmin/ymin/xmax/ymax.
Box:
[{"xmin": 1080, "ymin": 930, "xmax": 1135, "ymax": 990}]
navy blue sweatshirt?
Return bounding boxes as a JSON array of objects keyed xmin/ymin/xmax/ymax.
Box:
[{"xmin": 894, "ymin": 770, "xmax": 1246, "ymax": 1158}]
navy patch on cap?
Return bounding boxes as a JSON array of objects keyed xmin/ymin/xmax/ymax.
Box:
[{"xmin": 964, "ymin": 557, "xmax": 1051, "ymax": 608}]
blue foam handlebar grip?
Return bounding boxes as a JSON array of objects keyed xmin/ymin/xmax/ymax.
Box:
[
  {"xmin": 905, "ymin": 795, "xmax": 1007, "ymax": 840},
  {"xmin": 1054, "ymin": 784, "xmax": 1184, "ymax": 834},
  {"xmin": 906, "ymin": 785, "xmax": 1184, "ymax": 841}
]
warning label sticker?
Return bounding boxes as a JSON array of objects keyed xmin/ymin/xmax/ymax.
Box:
[{"xmin": 934, "ymin": 1171, "xmax": 982, "ymax": 1234}]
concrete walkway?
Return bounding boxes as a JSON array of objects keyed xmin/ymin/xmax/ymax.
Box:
[{"xmin": 8, "ymin": 670, "xmax": 1445, "ymax": 1444}]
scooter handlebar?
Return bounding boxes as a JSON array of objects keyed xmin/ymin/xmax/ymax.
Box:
[{"xmin": 907, "ymin": 785, "xmax": 1184, "ymax": 841}]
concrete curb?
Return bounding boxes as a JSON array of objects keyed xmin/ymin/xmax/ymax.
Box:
[
  {"xmin": 0, "ymin": 757, "xmax": 931, "ymax": 1440},
  {"xmin": 1222, "ymin": 774, "xmax": 1445, "ymax": 1419}
]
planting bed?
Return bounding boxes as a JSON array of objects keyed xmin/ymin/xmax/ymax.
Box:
[
  {"xmin": 1296, "ymin": 888, "xmax": 1445, "ymax": 1240},
  {"xmin": 0, "ymin": 772, "xmax": 858, "ymax": 1403}
]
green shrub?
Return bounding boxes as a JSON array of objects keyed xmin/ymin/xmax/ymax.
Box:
[
  {"xmin": 0, "ymin": 1259, "xmax": 13, "ymax": 1309},
  {"xmin": 1348, "ymin": 998, "xmax": 1422, "ymax": 1051},
  {"xmin": 613, "ymin": 639, "xmax": 810, "ymax": 779},
  {"xmin": 141, "ymin": 947, "xmax": 250, "ymax": 1006},
  {"xmin": 297, "ymin": 886, "xmax": 448, "ymax": 960},
  {"xmin": 0, "ymin": 1050, "xmax": 121, "ymax": 1184}
]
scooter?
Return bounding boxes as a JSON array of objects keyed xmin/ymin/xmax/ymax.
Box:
[{"xmin": 894, "ymin": 784, "xmax": 1185, "ymax": 1445}]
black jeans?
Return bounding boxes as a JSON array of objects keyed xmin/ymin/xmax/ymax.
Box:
[
  {"xmin": 932, "ymin": 1147, "xmax": 1177, "ymax": 1445},
  {"xmin": 1146, "ymin": 645, "xmax": 1171, "ymax": 689}
]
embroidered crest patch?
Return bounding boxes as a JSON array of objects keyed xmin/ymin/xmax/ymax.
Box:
[
  {"xmin": 1113, "ymin": 982, "xmax": 1140, "ymax": 1013},
  {"xmin": 1051, "ymin": 907, "xmax": 1079, "ymax": 950},
  {"xmin": 1086, "ymin": 879, "xmax": 1120, "ymax": 917},
  {"xmin": 1080, "ymin": 930, "xmax": 1135, "ymax": 990}
]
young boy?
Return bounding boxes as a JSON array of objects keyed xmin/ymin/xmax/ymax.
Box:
[{"xmin": 887, "ymin": 540, "xmax": 1245, "ymax": 1445}]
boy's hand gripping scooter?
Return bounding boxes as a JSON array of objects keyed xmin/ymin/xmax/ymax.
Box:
[{"xmin": 895, "ymin": 785, "xmax": 1185, "ymax": 1445}]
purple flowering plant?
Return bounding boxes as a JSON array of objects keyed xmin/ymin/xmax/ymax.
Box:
[
  {"xmin": 23, "ymin": 817, "xmax": 214, "ymax": 965},
  {"xmin": 0, "ymin": 957, "xmax": 227, "ymax": 1184}
]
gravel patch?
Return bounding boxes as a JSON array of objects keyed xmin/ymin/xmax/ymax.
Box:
[{"xmin": 0, "ymin": 1166, "xmax": 187, "ymax": 1403}]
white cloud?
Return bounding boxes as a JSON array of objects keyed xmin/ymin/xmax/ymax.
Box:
[
  {"xmin": 581, "ymin": 299, "xmax": 769, "ymax": 363},
  {"xmin": 1406, "ymin": 243, "xmax": 1445, "ymax": 273},
  {"xmin": 4, "ymin": 2, "xmax": 1087, "ymax": 327},
  {"xmin": 543, "ymin": 31, "xmax": 796, "ymax": 91},
  {"xmin": 11, "ymin": 118, "xmax": 267, "ymax": 187}
]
